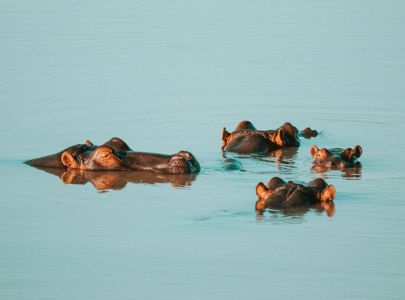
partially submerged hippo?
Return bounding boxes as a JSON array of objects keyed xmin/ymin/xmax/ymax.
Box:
[
  {"xmin": 310, "ymin": 145, "xmax": 363, "ymax": 170},
  {"xmin": 222, "ymin": 120, "xmax": 318, "ymax": 154},
  {"xmin": 255, "ymin": 177, "xmax": 336, "ymax": 216},
  {"xmin": 25, "ymin": 137, "xmax": 200, "ymax": 175}
]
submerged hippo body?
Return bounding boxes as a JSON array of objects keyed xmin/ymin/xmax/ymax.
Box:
[
  {"xmin": 25, "ymin": 137, "xmax": 200, "ymax": 175},
  {"xmin": 222, "ymin": 121, "xmax": 318, "ymax": 155},
  {"xmin": 310, "ymin": 145, "xmax": 363, "ymax": 170},
  {"xmin": 255, "ymin": 177, "xmax": 336, "ymax": 216}
]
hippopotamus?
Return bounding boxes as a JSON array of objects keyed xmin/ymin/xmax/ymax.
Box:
[
  {"xmin": 222, "ymin": 120, "xmax": 318, "ymax": 154},
  {"xmin": 25, "ymin": 137, "xmax": 200, "ymax": 175},
  {"xmin": 255, "ymin": 177, "xmax": 336, "ymax": 216},
  {"xmin": 310, "ymin": 145, "xmax": 363, "ymax": 169}
]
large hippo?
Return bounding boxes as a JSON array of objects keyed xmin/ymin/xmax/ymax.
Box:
[
  {"xmin": 25, "ymin": 137, "xmax": 200, "ymax": 175},
  {"xmin": 255, "ymin": 177, "xmax": 336, "ymax": 216},
  {"xmin": 222, "ymin": 120, "xmax": 318, "ymax": 154},
  {"xmin": 310, "ymin": 145, "xmax": 363, "ymax": 169}
]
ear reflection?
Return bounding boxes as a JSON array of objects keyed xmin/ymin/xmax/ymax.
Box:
[
  {"xmin": 311, "ymin": 162, "xmax": 362, "ymax": 179},
  {"xmin": 255, "ymin": 201, "xmax": 335, "ymax": 220},
  {"xmin": 31, "ymin": 166, "xmax": 197, "ymax": 190},
  {"xmin": 265, "ymin": 147, "xmax": 298, "ymax": 164}
]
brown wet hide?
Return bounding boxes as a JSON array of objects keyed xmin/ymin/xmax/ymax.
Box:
[{"xmin": 255, "ymin": 177, "xmax": 336, "ymax": 215}]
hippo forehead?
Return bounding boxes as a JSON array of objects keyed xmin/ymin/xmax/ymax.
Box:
[
  {"xmin": 325, "ymin": 148, "xmax": 357, "ymax": 163},
  {"xmin": 65, "ymin": 144, "xmax": 95, "ymax": 157},
  {"xmin": 66, "ymin": 144, "xmax": 126, "ymax": 162}
]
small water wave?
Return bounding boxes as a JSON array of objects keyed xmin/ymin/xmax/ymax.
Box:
[{"xmin": 193, "ymin": 209, "xmax": 252, "ymax": 223}]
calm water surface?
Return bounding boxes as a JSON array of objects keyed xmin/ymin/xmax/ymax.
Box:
[{"xmin": 1, "ymin": 1, "xmax": 405, "ymax": 299}]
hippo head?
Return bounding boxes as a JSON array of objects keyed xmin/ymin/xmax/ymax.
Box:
[
  {"xmin": 310, "ymin": 145, "xmax": 362, "ymax": 168},
  {"xmin": 61, "ymin": 147, "xmax": 200, "ymax": 174},
  {"xmin": 166, "ymin": 151, "xmax": 201, "ymax": 174},
  {"xmin": 255, "ymin": 177, "xmax": 336, "ymax": 204},
  {"xmin": 270, "ymin": 122, "xmax": 300, "ymax": 148},
  {"xmin": 61, "ymin": 145, "xmax": 128, "ymax": 171},
  {"xmin": 26, "ymin": 137, "xmax": 200, "ymax": 174}
]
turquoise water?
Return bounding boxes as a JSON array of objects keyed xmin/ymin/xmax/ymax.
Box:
[{"xmin": 1, "ymin": 1, "xmax": 405, "ymax": 299}]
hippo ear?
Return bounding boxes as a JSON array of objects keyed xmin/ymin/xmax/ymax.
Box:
[
  {"xmin": 275, "ymin": 128, "xmax": 285, "ymax": 146},
  {"xmin": 354, "ymin": 145, "xmax": 363, "ymax": 158},
  {"xmin": 61, "ymin": 151, "xmax": 78, "ymax": 169},
  {"xmin": 60, "ymin": 170, "xmax": 77, "ymax": 184},
  {"xmin": 85, "ymin": 139, "xmax": 94, "ymax": 146},
  {"xmin": 282, "ymin": 122, "xmax": 298, "ymax": 137},
  {"xmin": 256, "ymin": 182, "xmax": 269, "ymax": 199},
  {"xmin": 310, "ymin": 145, "xmax": 319, "ymax": 158},
  {"xmin": 320, "ymin": 184, "xmax": 336, "ymax": 202},
  {"xmin": 222, "ymin": 128, "xmax": 230, "ymax": 144},
  {"xmin": 320, "ymin": 201, "xmax": 336, "ymax": 217}
]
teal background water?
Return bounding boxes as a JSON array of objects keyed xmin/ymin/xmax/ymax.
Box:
[{"xmin": 1, "ymin": 1, "xmax": 405, "ymax": 299}]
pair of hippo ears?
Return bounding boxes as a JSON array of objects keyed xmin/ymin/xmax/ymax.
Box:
[
  {"xmin": 255, "ymin": 182, "xmax": 336, "ymax": 202},
  {"xmin": 310, "ymin": 145, "xmax": 363, "ymax": 159}
]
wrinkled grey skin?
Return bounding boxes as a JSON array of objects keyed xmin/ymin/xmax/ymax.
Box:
[{"xmin": 25, "ymin": 137, "xmax": 200, "ymax": 175}]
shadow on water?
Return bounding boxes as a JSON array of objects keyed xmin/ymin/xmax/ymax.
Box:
[{"xmin": 31, "ymin": 166, "xmax": 197, "ymax": 190}]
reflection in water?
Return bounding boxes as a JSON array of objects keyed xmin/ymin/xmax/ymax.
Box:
[
  {"xmin": 263, "ymin": 147, "xmax": 299, "ymax": 165},
  {"xmin": 256, "ymin": 201, "xmax": 336, "ymax": 221},
  {"xmin": 222, "ymin": 147, "xmax": 299, "ymax": 173},
  {"xmin": 311, "ymin": 162, "xmax": 362, "ymax": 179},
  {"xmin": 241, "ymin": 147, "xmax": 298, "ymax": 164},
  {"xmin": 31, "ymin": 166, "xmax": 197, "ymax": 190}
]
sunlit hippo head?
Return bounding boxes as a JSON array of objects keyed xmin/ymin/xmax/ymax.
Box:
[
  {"xmin": 255, "ymin": 177, "xmax": 336, "ymax": 216},
  {"xmin": 310, "ymin": 145, "xmax": 363, "ymax": 169},
  {"xmin": 221, "ymin": 121, "xmax": 318, "ymax": 154},
  {"xmin": 25, "ymin": 137, "xmax": 200, "ymax": 175}
]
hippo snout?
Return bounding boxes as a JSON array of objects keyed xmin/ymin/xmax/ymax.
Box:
[{"xmin": 173, "ymin": 151, "xmax": 201, "ymax": 173}]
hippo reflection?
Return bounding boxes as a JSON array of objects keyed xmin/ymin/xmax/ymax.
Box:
[
  {"xmin": 25, "ymin": 137, "xmax": 200, "ymax": 175},
  {"xmin": 310, "ymin": 145, "xmax": 363, "ymax": 177},
  {"xmin": 34, "ymin": 167, "xmax": 196, "ymax": 190},
  {"xmin": 255, "ymin": 201, "xmax": 336, "ymax": 219},
  {"xmin": 255, "ymin": 177, "xmax": 336, "ymax": 217},
  {"xmin": 222, "ymin": 120, "xmax": 318, "ymax": 155}
]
